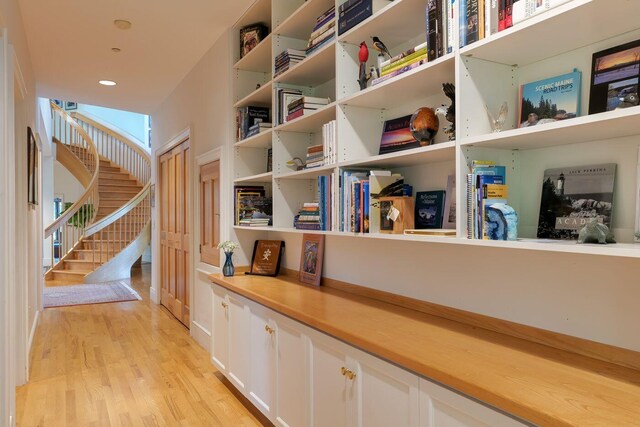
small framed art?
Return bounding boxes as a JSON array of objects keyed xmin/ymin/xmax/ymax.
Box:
[
  {"xmin": 247, "ymin": 240, "xmax": 284, "ymax": 276},
  {"xmin": 299, "ymin": 234, "xmax": 324, "ymax": 286}
]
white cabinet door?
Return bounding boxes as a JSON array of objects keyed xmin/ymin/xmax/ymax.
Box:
[
  {"xmin": 353, "ymin": 352, "xmax": 420, "ymax": 427},
  {"xmin": 248, "ymin": 304, "xmax": 277, "ymax": 418},
  {"xmin": 275, "ymin": 316, "xmax": 309, "ymax": 427},
  {"xmin": 311, "ymin": 335, "xmax": 350, "ymax": 427},
  {"xmin": 419, "ymin": 379, "xmax": 526, "ymax": 427},
  {"xmin": 227, "ymin": 293, "xmax": 249, "ymax": 392},
  {"xmin": 211, "ymin": 287, "xmax": 229, "ymax": 373}
]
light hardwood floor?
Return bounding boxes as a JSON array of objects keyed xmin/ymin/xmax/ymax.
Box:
[{"xmin": 18, "ymin": 264, "xmax": 269, "ymax": 426}]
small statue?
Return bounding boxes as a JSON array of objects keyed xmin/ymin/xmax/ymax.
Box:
[
  {"xmin": 286, "ymin": 157, "xmax": 305, "ymax": 171},
  {"xmin": 410, "ymin": 107, "xmax": 439, "ymax": 145},
  {"xmin": 357, "ymin": 41, "xmax": 370, "ymax": 90},
  {"xmin": 577, "ymin": 220, "xmax": 616, "ymax": 244},
  {"xmin": 371, "ymin": 36, "xmax": 391, "ymax": 58},
  {"xmin": 485, "ymin": 102, "xmax": 508, "ymax": 133},
  {"xmin": 435, "ymin": 83, "xmax": 455, "ymax": 141}
]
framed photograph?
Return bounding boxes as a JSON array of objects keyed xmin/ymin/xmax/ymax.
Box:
[
  {"xmin": 239, "ymin": 23, "xmax": 268, "ymax": 59},
  {"xmin": 27, "ymin": 126, "xmax": 39, "ymax": 206},
  {"xmin": 588, "ymin": 38, "xmax": 640, "ymax": 115},
  {"xmin": 299, "ymin": 234, "xmax": 324, "ymax": 286},
  {"xmin": 64, "ymin": 101, "xmax": 77, "ymax": 110},
  {"xmin": 247, "ymin": 240, "xmax": 284, "ymax": 276}
]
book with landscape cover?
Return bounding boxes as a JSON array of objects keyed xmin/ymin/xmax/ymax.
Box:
[
  {"xmin": 240, "ymin": 23, "xmax": 268, "ymax": 59},
  {"xmin": 379, "ymin": 115, "xmax": 419, "ymax": 154},
  {"xmin": 537, "ymin": 163, "xmax": 616, "ymax": 240},
  {"xmin": 415, "ymin": 190, "xmax": 446, "ymax": 229},
  {"xmin": 519, "ymin": 69, "xmax": 581, "ymax": 128}
]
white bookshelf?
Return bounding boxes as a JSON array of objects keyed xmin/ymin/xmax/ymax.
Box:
[{"xmin": 231, "ymin": 0, "xmax": 640, "ymax": 258}]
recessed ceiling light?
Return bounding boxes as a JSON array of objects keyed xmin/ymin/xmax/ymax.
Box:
[
  {"xmin": 99, "ymin": 80, "xmax": 117, "ymax": 86},
  {"xmin": 111, "ymin": 47, "xmax": 121, "ymax": 52},
  {"xmin": 113, "ymin": 19, "xmax": 132, "ymax": 30}
]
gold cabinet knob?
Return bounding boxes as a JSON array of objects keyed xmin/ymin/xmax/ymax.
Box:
[
  {"xmin": 265, "ymin": 325, "xmax": 275, "ymax": 334},
  {"xmin": 340, "ymin": 367, "xmax": 356, "ymax": 380},
  {"xmin": 340, "ymin": 366, "xmax": 347, "ymax": 376},
  {"xmin": 221, "ymin": 301, "xmax": 228, "ymax": 309}
]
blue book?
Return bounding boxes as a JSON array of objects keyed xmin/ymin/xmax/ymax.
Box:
[
  {"xmin": 338, "ymin": 0, "xmax": 373, "ymax": 35},
  {"xmin": 518, "ymin": 69, "xmax": 582, "ymax": 128},
  {"xmin": 472, "ymin": 165, "xmax": 506, "ymax": 238},
  {"xmin": 459, "ymin": 0, "xmax": 467, "ymax": 48},
  {"xmin": 362, "ymin": 180, "xmax": 370, "ymax": 233},
  {"xmin": 353, "ymin": 182, "xmax": 361, "ymax": 232}
]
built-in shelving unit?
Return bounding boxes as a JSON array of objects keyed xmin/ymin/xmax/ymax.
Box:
[{"xmin": 231, "ymin": 0, "xmax": 640, "ymax": 259}]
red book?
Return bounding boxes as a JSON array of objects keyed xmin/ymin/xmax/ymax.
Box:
[
  {"xmin": 498, "ymin": 0, "xmax": 506, "ymax": 31},
  {"xmin": 505, "ymin": 0, "xmax": 513, "ymax": 28}
]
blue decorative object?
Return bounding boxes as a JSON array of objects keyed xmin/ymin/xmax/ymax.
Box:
[
  {"xmin": 223, "ymin": 252, "xmax": 235, "ymax": 277},
  {"xmin": 484, "ymin": 203, "xmax": 518, "ymax": 241}
]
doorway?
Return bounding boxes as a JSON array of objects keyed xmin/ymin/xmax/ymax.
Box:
[{"xmin": 158, "ymin": 138, "xmax": 190, "ymax": 327}]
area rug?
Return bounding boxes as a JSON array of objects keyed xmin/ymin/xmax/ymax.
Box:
[{"xmin": 44, "ymin": 281, "xmax": 142, "ymax": 308}]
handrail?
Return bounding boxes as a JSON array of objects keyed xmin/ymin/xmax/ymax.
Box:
[
  {"xmin": 45, "ymin": 102, "xmax": 100, "ymax": 273},
  {"xmin": 85, "ymin": 182, "xmax": 150, "ymax": 236},
  {"xmin": 72, "ymin": 112, "xmax": 151, "ymax": 185}
]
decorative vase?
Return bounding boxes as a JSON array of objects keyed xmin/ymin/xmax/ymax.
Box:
[{"xmin": 222, "ymin": 252, "xmax": 235, "ymax": 277}]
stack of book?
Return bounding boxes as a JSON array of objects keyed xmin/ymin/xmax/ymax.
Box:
[
  {"xmin": 275, "ymin": 87, "xmax": 303, "ymax": 125},
  {"xmin": 274, "ymin": 48, "xmax": 306, "ymax": 77},
  {"xmin": 307, "ymin": 6, "xmax": 335, "ymax": 57},
  {"xmin": 459, "ymin": 0, "xmax": 572, "ymax": 48},
  {"xmin": 245, "ymin": 121, "xmax": 272, "ymax": 138},
  {"xmin": 322, "ymin": 120, "xmax": 337, "ymax": 165},
  {"xmin": 338, "ymin": 0, "xmax": 391, "ymax": 35},
  {"xmin": 294, "ymin": 175, "xmax": 332, "ymax": 231},
  {"xmin": 466, "ymin": 160, "xmax": 507, "ymax": 239},
  {"xmin": 294, "ymin": 203, "xmax": 321, "ymax": 231},
  {"xmin": 305, "ymin": 144, "xmax": 324, "ymax": 169},
  {"xmin": 372, "ymin": 42, "xmax": 428, "ymax": 86},
  {"xmin": 286, "ymin": 96, "xmax": 330, "ymax": 122},
  {"xmin": 236, "ymin": 106, "xmax": 270, "ymax": 141},
  {"xmin": 235, "ymin": 185, "xmax": 272, "ymax": 226}
]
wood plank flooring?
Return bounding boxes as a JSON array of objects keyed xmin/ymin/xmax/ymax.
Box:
[{"xmin": 17, "ymin": 264, "xmax": 269, "ymax": 426}]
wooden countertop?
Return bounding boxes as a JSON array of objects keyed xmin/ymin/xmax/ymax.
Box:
[{"xmin": 209, "ymin": 273, "xmax": 640, "ymax": 426}]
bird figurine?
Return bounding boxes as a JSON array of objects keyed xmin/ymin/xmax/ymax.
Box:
[
  {"xmin": 485, "ymin": 101, "xmax": 508, "ymax": 132},
  {"xmin": 371, "ymin": 36, "xmax": 391, "ymax": 58},
  {"xmin": 357, "ymin": 41, "xmax": 370, "ymax": 90},
  {"xmin": 435, "ymin": 83, "xmax": 456, "ymax": 141},
  {"xmin": 286, "ymin": 157, "xmax": 305, "ymax": 171}
]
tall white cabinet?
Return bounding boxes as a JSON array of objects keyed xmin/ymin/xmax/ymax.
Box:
[
  {"xmin": 231, "ymin": 0, "xmax": 640, "ymax": 259},
  {"xmin": 210, "ymin": 283, "xmax": 525, "ymax": 427}
]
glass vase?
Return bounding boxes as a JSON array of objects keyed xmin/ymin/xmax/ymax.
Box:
[{"xmin": 222, "ymin": 252, "xmax": 235, "ymax": 277}]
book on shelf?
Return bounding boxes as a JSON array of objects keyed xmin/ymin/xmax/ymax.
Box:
[
  {"xmin": 379, "ymin": 115, "xmax": 420, "ymax": 155},
  {"xmin": 288, "ymin": 96, "xmax": 330, "ymax": 111},
  {"xmin": 305, "ymin": 144, "xmax": 325, "ymax": 169},
  {"xmin": 518, "ymin": 69, "xmax": 581, "ymax": 128},
  {"xmin": 380, "ymin": 42, "xmax": 428, "ymax": 69},
  {"xmin": 426, "ymin": 0, "xmax": 444, "ymax": 61},
  {"xmin": 537, "ymin": 163, "xmax": 616, "ymax": 240},
  {"xmin": 415, "ymin": 190, "xmax": 446, "ymax": 229},
  {"xmin": 446, "ymin": 0, "xmax": 456, "ymax": 54},
  {"xmin": 322, "ymin": 120, "xmax": 337, "ymax": 165},
  {"xmin": 234, "ymin": 185, "xmax": 265, "ymax": 223},
  {"xmin": 293, "ymin": 176, "xmax": 332, "ymax": 231},
  {"xmin": 338, "ymin": 0, "xmax": 392, "ymax": 36},
  {"xmin": 481, "ymin": 184, "xmax": 508, "ymax": 239},
  {"xmin": 237, "ymin": 194, "xmax": 273, "ymax": 227},
  {"xmin": 267, "ymin": 148, "xmax": 272, "ymax": 173},
  {"xmin": 443, "ymin": 174, "xmax": 456, "ymax": 229},
  {"xmin": 309, "ymin": 17, "xmax": 336, "ymax": 42},
  {"xmin": 380, "ymin": 48, "xmax": 428, "ymax": 76},
  {"xmin": 371, "ymin": 59, "xmax": 428, "ymax": 86},
  {"xmin": 512, "ymin": 0, "xmax": 572, "ymax": 26},
  {"xmin": 275, "ymin": 88, "xmax": 303, "ymax": 125},
  {"xmin": 245, "ymin": 121, "xmax": 272, "ymax": 138},
  {"xmin": 239, "ymin": 23, "xmax": 268, "ymax": 59},
  {"xmin": 236, "ymin": 106, "xmax": 270, "ymax": 141},
  {"xmin": 306, "ymin": 33, "xmax": 335, "ymax": 56},
  {"xmin": 466, "ymin": 161, "xmax": 506, "ymax": 239},
  {"xmin": 274, "ymin": 48, "xmax": 306, "ymax": 77}
]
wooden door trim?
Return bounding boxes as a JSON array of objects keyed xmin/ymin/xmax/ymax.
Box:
[{"xmin": 195, "ymin": 147, "xmax": 224, "ymax": 273}]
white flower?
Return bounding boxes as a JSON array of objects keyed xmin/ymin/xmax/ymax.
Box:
[{"xmin": 217, "ymin": 240, "xmax": 239, "ymax": 253}]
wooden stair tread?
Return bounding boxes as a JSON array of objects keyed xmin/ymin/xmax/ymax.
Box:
[{"xmin": 51, "ymin": 270, "xmax": 91, "ymax": 275}]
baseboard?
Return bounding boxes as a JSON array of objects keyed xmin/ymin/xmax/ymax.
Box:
[
  {"xmin": 28, "ymin": 310, "xmax": 40, "ymax": 353},
  {"xmin": 191, "ymin": 320, "xmax": 211, "ymax": 351},
  {"xmin": 149, "ymin": 286, "xmax": 159, "ymax": 304}
]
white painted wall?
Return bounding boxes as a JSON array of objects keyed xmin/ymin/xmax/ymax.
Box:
[
  {"xmin": 54, "ymin": 160, "xmax": 85, "ymax": 204},
  {"xmin": 151, "ymin": 30, "xmax": 640, "ymax": 356},
  {"xmin": 151, "ymin": 30, "xmax": 237, "ymax": 350}
]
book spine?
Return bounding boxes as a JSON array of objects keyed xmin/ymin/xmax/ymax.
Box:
[
  {"xmin": 306, "ymin": 34, "xmax": 336, "ymax": 55},
  {"xmin": 465, "ymin": 0, "xmax": 480, "ymax": 45},
  {"xmin": 505, "ymin": 0, "xmax": 513, "ymax": 28},
  {"xmin": 339, "ymin": 0, "xmax": 362, "ymax": 14},
  {"xmin": 338, "ymin": 0, "xmax": 373, "ymax": 35},
  {"xmin": 381, "ymin": 49, "xmax": 427, "ymax": 74},
  {"xmin": 371, "ymin": 59, "xmax": 427, "ymax": 86},
  {"xmin": 459, "ymin": 0, "xmax": 467, "ymax": 47},
  {"xmin": 313, "ymin": 10, "xmax": 336, "ymax": 31},
  {"xmin": 309, "ymin": 20, "xmax": 336, "ymax": 41},
  {"xmin": 286, "ymin": 109, "xmax": 305, "ymax": 121},
  {"xmin": 307, "ymin": 27, "xmax": 336, "ymax": 49},
  {"xmin": 380, "ymin": 54, "xmax": 427, "ymax": 76},
  {"xmin": 362, "ymin": 180, "xmax": 370, "ymax": 233},
  {"xmin": 489, "ymin": 0, "xmax": 499, "ymax": 35},
  {"xmin": 498, "ymin": 0, "xmax": 506, "ymax": 30},
  {"xmin": 466, "ymin": 173, "xmax": 473, "ymax": 239},
  {"xmin": 380, "ymin": 41, "xmax": 428, "ymax": 68}
]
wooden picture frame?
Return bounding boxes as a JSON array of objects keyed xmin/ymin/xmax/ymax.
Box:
[
  {"xmin": 247, "ymin": 240, "xmax": 285, "ymax": 276},
  {"xmin": 27, "ymin": 126, "xmax": 39, "ymax": 206},
  {"xmin": 299, "ymin": 234, "xmax": 324, "ymax": 286}
]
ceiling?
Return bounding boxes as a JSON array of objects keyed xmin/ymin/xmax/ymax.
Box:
[{"xmin": 19, "ymin": 0, "xmax": 254, "ymax": 113}]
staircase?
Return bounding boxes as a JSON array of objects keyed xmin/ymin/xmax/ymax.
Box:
[{"xmin": 45, "ymin": 104, "xmax": 151, "ymax": 284}]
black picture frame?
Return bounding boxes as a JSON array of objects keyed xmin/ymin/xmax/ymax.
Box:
[
  {"xmin": 64, "ymin": 101, "xmax": 77, "ymax": 110},
  {"xmin": 246, "ymin": 240, "xmax": 285, "ymax": 277},
  {"xmin": 27, "ymin": 126, "xmax": 39, "ymax": 206},
  {"xmin": 588, "ymin": 38, "xmax": 640, "ymax": 115}
]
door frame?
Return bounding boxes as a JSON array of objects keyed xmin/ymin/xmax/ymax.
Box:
[{"xmin": 151, "ymin": 127, "xmax": 191, "ymax": 309}]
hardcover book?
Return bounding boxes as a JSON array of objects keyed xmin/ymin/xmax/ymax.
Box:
[
  {"xmin": 443, "ymin": 174, "xmax": 456, "ymax": 229},
  {"xmin": 537, "ymin": 163, "xmax": 616, "ymax": 240},
  {"xmin": 518, "ymin": 69, "xmax": 581, "ymax": 128},
  {"xmin": 426, "ymin": 0, "xmax": 443, "ymax": 61},
  {"xmin": 415, "ymin": 190, "xmax": 446, "ymax": 229},
  {"xmin": 588, "ymin": 38, "xmax": 640, "ymax": 114},
  {"xmin": 240, "ymin": 23, "xmax": 268, "ymax": 59},
  {"xmin": 379, "ymin": 115, "xmax": 419, "ymax": 154}
]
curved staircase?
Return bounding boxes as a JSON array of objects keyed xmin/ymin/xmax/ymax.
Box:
[{"xmin": 45, "ymin": 103, "xmax": 151, "ymax": 284}]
